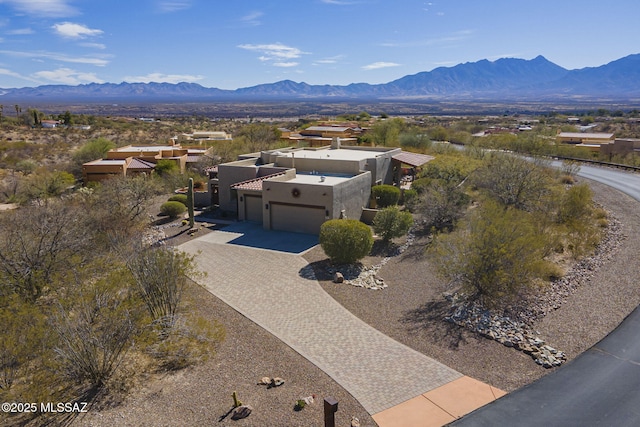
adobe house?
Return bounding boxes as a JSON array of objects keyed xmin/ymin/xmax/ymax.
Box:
[
  {"xmin": 284, "ymin": 125, "xmax": 363, "ymax": 147},
  {"xmin": 82, "ymin": 143, "xmax": 209, "ymax": 183},
  {"xmin": 556, "ymin": 132, "xmax": 615, "ymax": 151},
  {"xmin": 215, "ymin": 139, "xmax": 433, "ymax": 234}
]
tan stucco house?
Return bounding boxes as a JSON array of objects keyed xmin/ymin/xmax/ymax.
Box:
[
  {"xmin": 556, "ymin": 132, "xmax": 615, "ymax": 151},
  {"xmin": 82, "ymin": 143, "xmax": 208, "ymax": 183},
  {"xmin": 214, "ymin": 139, "xmax": 433, "ymax": 234}
]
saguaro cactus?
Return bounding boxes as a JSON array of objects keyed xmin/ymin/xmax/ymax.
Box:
[{"xmin": 187, "ymin": 177, "xmax": 195, "ymax": 228}]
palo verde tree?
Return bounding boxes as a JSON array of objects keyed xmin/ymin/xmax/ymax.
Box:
[
  {"xmin": 472, "ymin": 153, "xmax": 551, "ymax": 211},
  {"xmin": 434, "ymin": 201, "xmax": 550, "ymax": 307}
]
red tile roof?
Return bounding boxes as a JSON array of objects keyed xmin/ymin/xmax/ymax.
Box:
[
  {"xmin": 127, "ymin": 158, "xmax": 156, "ymax": 170},
  {"xmin": 231, "ymin": 172, "xmax": 287, "ymax": 191}
]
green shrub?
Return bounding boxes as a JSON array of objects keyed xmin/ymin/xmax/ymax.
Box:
[
  {"xmin": 155, "ymin": 159, "xmax": 179, "ymax": 176},
  {"xmin": 401, "ymin": 188, "xmax": 418, "ymax": 207},
  {"xmin": 410, "ymin": 177, "xmax": 432, "ymax": 194},
  {"xmin": 319, "ymin": 219, "xmax": 373, "ymax": 264},
  {"xmin": 160, "ymin": 201, "xmax": 186, "ymax": 218},
  {"xmin": 373, "ymin": 206, "xmax": 413, "ymax": 243},
  {"xmin": 557, "ymin": 183, "xmax": 592, "ymax": 223},
  {"xmin": 168, "ymin": 194, "xmax": 188, "ymax": 205},
  {"xmin": 371, "ymin": 184, "xmax": 401, "ymax": 207}
]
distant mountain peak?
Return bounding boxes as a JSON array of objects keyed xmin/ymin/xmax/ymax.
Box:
[{"xmin": 1, "ymin": 54, "xmax": 639, "ymax": 102}]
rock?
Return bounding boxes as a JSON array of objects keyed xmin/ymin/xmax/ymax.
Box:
[
  {"xmin": 257, "ymin": 377, "xmax": 271, "ymax": 385},
  {"xmin": 333, "ymin": 272, "xmax": 344, "ymax": 283},
  {"xmin": 231, "ymin": 405, "xmax": 253, "ymax": 420},
  {"xmin": 270, "ymin": 377, "xmax": 285, "ymax": 387},
  {"xmin": 351, "ymin": 416, "xmax": 361, "ymax": 427},
  {"xmin": 302, "ymin": 395, "xmax": 315, "ymax": 405}
]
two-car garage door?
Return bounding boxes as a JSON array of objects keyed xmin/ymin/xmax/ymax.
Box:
[{"xmin": 270, "ymin": 203, "xmax": 326, "ymax": 235}]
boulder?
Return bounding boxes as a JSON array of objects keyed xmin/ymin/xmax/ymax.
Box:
[{"xmin": 333, "ymin": 272, "xmax": 344, "ymax": 283}]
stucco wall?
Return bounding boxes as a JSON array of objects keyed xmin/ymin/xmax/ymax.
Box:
[
  {"xmin": 331, "ymin": 172, "xmax": 372, "ymax": 220},
  {"xmin": 217, "ymin": 159, "xmax": 260, "ymax": 212},
  {"xmin": 262, "ymin": 178, "xmax": 331, "ymax": 230}
]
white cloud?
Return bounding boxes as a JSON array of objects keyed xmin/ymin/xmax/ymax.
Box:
[
  {"xmin": 122, "ymin": 73, "xmax": 204, "ymax": 84},
  {"xmin": 157, "ymin": 1, "xmax": 192, "ymax": 13},
  {"xmin": 53, "ymin": 22, "xmax": 103, "ymax": 39},
  {"xmin": 238, "ymin": 43, "xmax": 308, "ymax": 65},
  {"xmin": 31, "ymin": 67, "xmax": 104, "ymax": 84},
  {"xmin": 0, "ymin": 67, "xmax": 40, "ymax": 83},
  {"xmin": 273, "ymin": 62, "xmax": 298, "ymax": 68},
  {"xmin": 313, "ymin": 55, "xmax": 345, "ymax": 65},
  {"xmin": 0, "ymin": 49, "xmax": 110, "ymax": 66},
  {"xmin": 0, "ymin": 0, "xmax": 78, "ymax": 18},
  {"xmin": 241, "ymin": 11, "xmax": 263, "ymax": 26},
  {"xmin": 7, "ymin": 28, "xmax": 34, "ymax": 35},
  {"xmin": 79, "ymin": 42, "xmax": 106, "ymax": 50},
  {"xmin": 362, "ymin": 61, "xmax": 400, "ymax": 70},
  {"xmin": 380, "ymin": 30, "xmax": 474, "ymax": 48}
]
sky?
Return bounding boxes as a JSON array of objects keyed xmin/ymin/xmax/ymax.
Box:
[{"xmin": 0, "ymin": 0, "xmax": 639, "ymax": 90}]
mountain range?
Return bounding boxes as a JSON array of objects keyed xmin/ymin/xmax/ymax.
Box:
[{"xmin": 2, "ymin": 54, "xmax": 640, "ymax": 102}]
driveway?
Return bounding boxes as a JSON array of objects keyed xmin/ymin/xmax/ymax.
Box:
[{"xmin": 179, "ymin": 223, "xmax": 463, "ymax": 416}]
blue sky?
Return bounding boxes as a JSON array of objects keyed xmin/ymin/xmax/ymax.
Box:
[{"xmin": 0, "ymin": 0, "xmax": 639, "ymax": 90}]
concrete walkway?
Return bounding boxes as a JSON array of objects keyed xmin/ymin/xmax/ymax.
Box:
[{"xmin": 179, "ymin": 224, "xmax": 502, "ymax": 424}]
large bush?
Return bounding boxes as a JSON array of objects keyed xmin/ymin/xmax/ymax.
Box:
[
  {"xmin": 373, "ymin": 206, "xmax": 413, "ymax": 243},
  {"xmin": 434, "ymin": 201, "xmax": 549, "ymax": 307},
  {"xmin": 168, "ymin": 194, "xmax": 188, "ymax": 206},
  {"xmin": 371, "ymin": 184, "xmax": 401, "ymax": 208},
  {"xmin": 319, "ymin": 219, "xmax": 373, "ymax": 264},
  {"xmin": 160, "ymin": 201, "xmax": 186, "ymax": 218}
]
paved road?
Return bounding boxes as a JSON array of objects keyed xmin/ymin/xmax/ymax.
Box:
[
  {"xmin": 454, "ymin": 164, "xmax": 640, "ymax": 426},
  {"xmin": 179, "ymin": 224, "xmax": 462, "ymax": 415}
]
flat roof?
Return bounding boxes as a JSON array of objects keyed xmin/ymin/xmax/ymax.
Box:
[
  {"xmin": 287, "ymin": 173, "xmax": 354, "ymax": 186},
  {"xmin": 115, "ymin": 145, "xmax": 177, "ymax": 152},
  {"xmin": 557, "ymin": 132, "xmax": 614, "ymax": 139},
  {"xmin": 277, "ymin": 148, "xmax": 388, "ymax": 162}
]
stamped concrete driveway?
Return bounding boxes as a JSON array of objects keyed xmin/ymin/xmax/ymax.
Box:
[{"xmin": 179, "ymin": 223, "xmax": 463, "ymax": 417}]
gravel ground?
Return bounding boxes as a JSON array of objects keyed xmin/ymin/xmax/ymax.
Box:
[
  {"xmin": 72, "ymin": 282, "xmax": 373, "ymax": 427},
  {"xmin": 305, "ymin": 179, "xmax": 640, "ymax": 392},
  {"xmin": 50, "ymin": 179, "xmax": 640, "ymax": 426}
]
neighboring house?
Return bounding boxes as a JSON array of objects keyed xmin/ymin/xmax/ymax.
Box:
[
  {"xmin": 82, "ymin": 157, "xmax": 156, "ymax": 182},
  {"xmin": 174, "ymin": 131, "xmax": 232, "ymax": 143},
  {"xmin": 82, "ymin": 142, "xmax": 209, "ymax": 183},
  {"xmin": 556, "ymin": 132, "xmax": 615, "ymax": 151},
  {"xmin": 600, "ymin": 138, "xmax": 640, "ymax": 158},
  {"xmin": 214, "ymin": 139, "xmax": 433, "ymax": 234},
  {"xmin": 284, "ymin": 125, "xmax": 363, "ymax": 147}
]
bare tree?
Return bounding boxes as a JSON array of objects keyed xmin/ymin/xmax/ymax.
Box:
[
  {"xmin": 52, "ymin": 275, "xmax": 141, "ymax": 388},
  {"xmin": 0, "ymin": 200, "xmax": 93, "ymax": 301},
  {"xmin": 126, "ymin": 246, "xmax": 200, "ymax": 332}
]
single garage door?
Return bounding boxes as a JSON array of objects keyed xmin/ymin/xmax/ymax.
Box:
[
  {"xmin": 244, "ymin": 195, "xmax": 263, "ymax": 224},
  {"xmin": 270, "ymin": 203, "xmax": 326, "ymax": 235}
]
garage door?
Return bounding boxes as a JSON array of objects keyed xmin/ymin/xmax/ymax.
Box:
[
  {"xmin": 244, "ymin": 195, "xmax": 263, "ymax": 223},
  {"xmin": 270, "ymin": 203, "xmax": 326, "ymax": 235}
]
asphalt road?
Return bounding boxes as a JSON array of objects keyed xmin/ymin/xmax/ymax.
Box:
[{"xmin": 452, "ymin": 164, "xmax": 640, "ymax": 427}]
